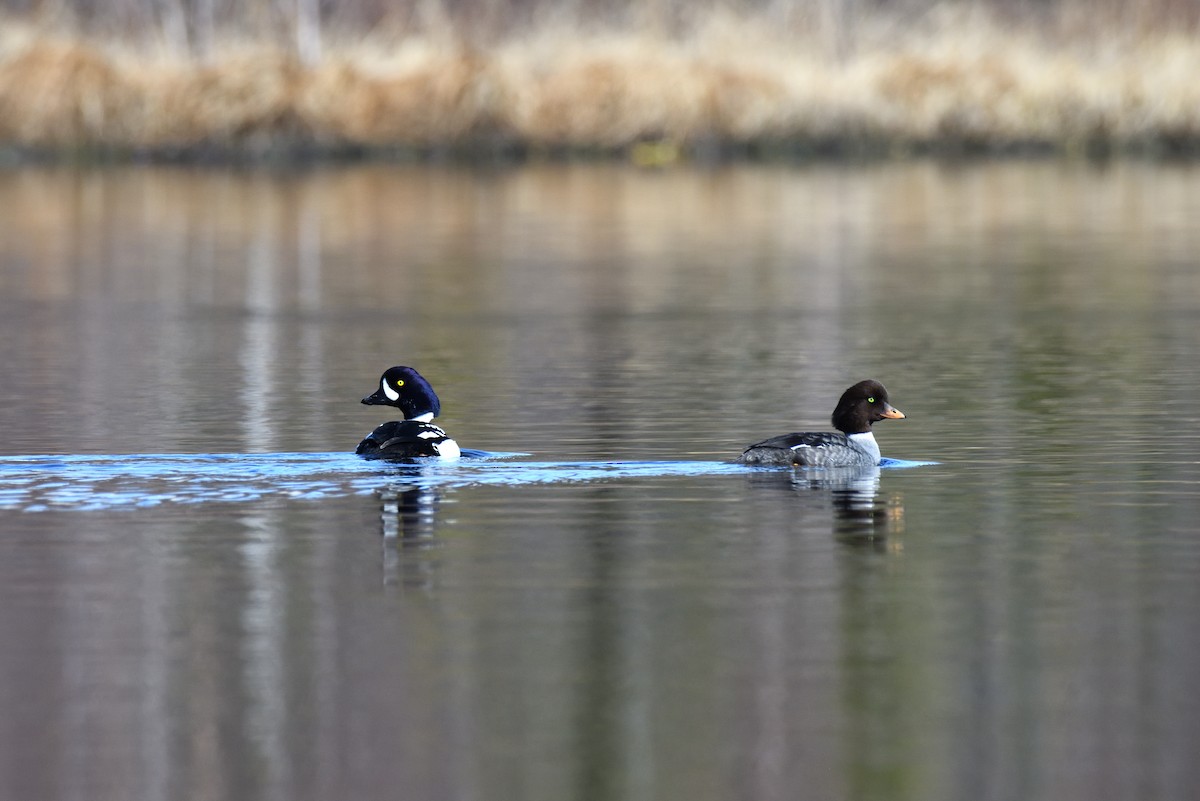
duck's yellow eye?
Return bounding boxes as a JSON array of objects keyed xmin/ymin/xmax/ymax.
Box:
[
  {"xmin": 394, "ymin": 379, "xmax": 405, "ymax": 387},
  {"xmin": 867, "ymin": 397, "xmax": 875, "ymax": 403}
]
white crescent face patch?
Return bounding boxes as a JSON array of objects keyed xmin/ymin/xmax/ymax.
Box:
[{"xmin": 382, "ymin": 379, "xmax": 400, "ymax": 402}]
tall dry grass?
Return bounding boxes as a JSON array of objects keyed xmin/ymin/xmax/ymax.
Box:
[{"xmin": 1, "ymin": 1, "xmax": 1200, "ymax": 158}]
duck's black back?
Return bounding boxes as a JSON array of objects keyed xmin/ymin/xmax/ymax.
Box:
[
  {"xmin": 356, "ymin": 420, "xmax": 453, "ymax": 459},
  {"xmin": 745, "ymin": 432, "xmax": 850, "ymax": 452}
]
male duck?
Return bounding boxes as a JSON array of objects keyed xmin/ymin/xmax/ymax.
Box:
[{"xmin": 356, "ymin": 366, "xmax": 461, "ymax": 459}]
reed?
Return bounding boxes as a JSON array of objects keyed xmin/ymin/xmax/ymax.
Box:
[{"xmin": 1, "ymin": 1, "xmax": 1199, "ymax": 158}]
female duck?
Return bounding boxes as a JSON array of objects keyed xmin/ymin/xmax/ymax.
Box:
[
  {"xmin": 356, "ymin": 366, "xmax": 461, "ymax": 459},
  {"xmin": 739, "ymin": 379, "xmax": 905, "ymax": 467}
]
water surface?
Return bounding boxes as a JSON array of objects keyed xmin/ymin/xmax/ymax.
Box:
[{"xmin": 2, "ymin": 161, "xmax": 1199, "ymax": 801}]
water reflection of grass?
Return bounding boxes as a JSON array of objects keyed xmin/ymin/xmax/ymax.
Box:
[{"xmin": 2, "ymin": 1, "xmax": 1199, "ymax": 158}]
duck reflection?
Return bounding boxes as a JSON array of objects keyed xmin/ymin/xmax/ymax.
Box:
[
  {"xmin": 378, "ymin": 484, "xmax": 440, "ymax": 541},
  {"xmin": 749, "ymin": 465, "xmax": 903, "ymax": 547},
  {"xmin": 376, "ymin": 481, "xmax": 442, "ymax": 589}
]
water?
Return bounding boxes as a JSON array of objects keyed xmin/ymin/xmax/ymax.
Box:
[{"xmin": 2, "ymin": 161, "xmax": 1200, "ymax": 801}]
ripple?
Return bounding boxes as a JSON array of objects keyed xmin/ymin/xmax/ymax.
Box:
[{"xmin": 0, "ymin": 453, "xmax": 933, "ymax": 512}]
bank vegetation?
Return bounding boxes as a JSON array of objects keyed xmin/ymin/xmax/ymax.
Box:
[{"xmin": 1, "ymin": 0, "xmax": 1199, "ymax": 159}]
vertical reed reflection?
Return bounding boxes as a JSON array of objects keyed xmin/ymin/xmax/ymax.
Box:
[{"xmin": 2, "ymin": 161, "xmax": 1200, "ymax": 801}]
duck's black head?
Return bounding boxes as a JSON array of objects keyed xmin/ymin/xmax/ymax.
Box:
[
  {"xmin": 831, "ymin": 379, "xmax": 905, "ymax": 435},
  {"xmin": 361, "ymin": 366, "xmax": 442, "ymax": 420}
]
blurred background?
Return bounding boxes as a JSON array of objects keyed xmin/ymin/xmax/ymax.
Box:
[{"xmin": 1, "ymin": 0, "xmax": 1199, "ymax": 157}]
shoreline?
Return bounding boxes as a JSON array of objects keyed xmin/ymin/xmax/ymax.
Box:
[{"xmin": 3, "ymin": 9, "xmax": 1200, "ymax": 163}]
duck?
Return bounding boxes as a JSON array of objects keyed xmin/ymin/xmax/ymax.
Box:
[
  {"xmin": 356, "ymin": 366, "xmax": 461, "ymax": 459},
  {"xmin": 739, "ymin": 379, "xmax": 905, "ymax": 467}
]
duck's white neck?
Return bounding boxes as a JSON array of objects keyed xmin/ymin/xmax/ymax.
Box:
[
  {"xmin": 847, "ymin": 431, "xmax": 881, "ymax": 464},
  {"xmin": 408, "ymin": 412, "xmax": 434, "ymax": 423}
]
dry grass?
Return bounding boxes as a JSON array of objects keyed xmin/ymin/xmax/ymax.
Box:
[{"xmin": 2, "ymin": 3, "xmax": 1200, "ymax": 158}]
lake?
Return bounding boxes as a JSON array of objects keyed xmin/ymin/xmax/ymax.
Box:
[{"xmin": 2, "ymin": 160, "xmax": 1199, "ymax": 801}]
